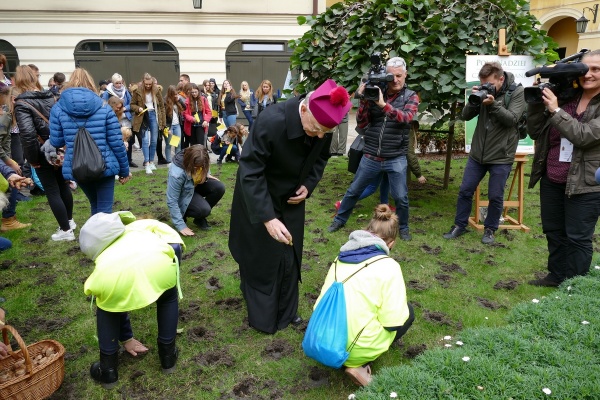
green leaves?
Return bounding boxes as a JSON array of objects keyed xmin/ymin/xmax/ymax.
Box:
[{"xmin": 290, "ymin": 0, "xmax": 557, "ymax": 124}]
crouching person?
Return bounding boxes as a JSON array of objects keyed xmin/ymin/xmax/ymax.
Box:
[
  {"xmin": 315, "ymin": 204, "xmax": 414, "ymax": 386},
  {"xmin": 79, "ymin": 211, "xmax": 184, "ymax": 389}
]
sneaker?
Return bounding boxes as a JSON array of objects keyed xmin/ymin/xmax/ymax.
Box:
[
  {"xmin": 481, "ymin": 227, "xmax": 495, "ymax": 244},
  {"xmin": 399, "ymin": 229, "xmax": 412, "ymax": 241},
  {"xmin": 145, "ymin": 164, "xmax": 153, "ymax": 175},
  {"xmin": 216, "ymin": 159, "xmax": 223, "ymax": 165},
  {"xmin": 443, "ymin": 225, "xmax": 467, "ymax": 239},
  {"xmin": 129, "ymin": 161, "xmax": 139, "ymax": 168},
  {"xmin": 335, "ymin": 200, "xmax": 341, "ymax": 211},
  {"xmin": 528, "ymin": 275, "xmax": 560, "ymax": 287},
  {"xmin": 149, "ymin": 162, "xmax": 157, "ymax": 171},
  {"xmin": 51, "ymin": 228, "xmax": 75, "ymax": 241},
  {"xmin": 328, "ymin": 220, "xmax": 345, "ymax": 233},
  {"xmin": 158, "ymin": 159, "xmax": 169, "ymax": 165},
  {"xmin": 69, "ymin": 219, "xmax": 77, "ymax": 230}
]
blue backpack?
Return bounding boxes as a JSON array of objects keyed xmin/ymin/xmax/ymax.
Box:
[{"xmin": 302, "ymin": 256, "xmax": 388, "ymax": 369}]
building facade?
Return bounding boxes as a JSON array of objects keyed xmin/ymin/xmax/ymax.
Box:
[
  {"xmin": 0, "ymin": 0, "xmax": 325, "ymax": 91},
  {"xmin": 530, "ymin": 0, "xmax": 600, "ymax": 58}
]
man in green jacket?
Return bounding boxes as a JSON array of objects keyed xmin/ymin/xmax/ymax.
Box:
[{"xmin": 443, "ymin": 61, "xmax": 525, "ymax": 244}]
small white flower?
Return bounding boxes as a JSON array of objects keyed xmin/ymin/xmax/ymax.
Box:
[
  {"xmin": 462, "ymin": 356, "xmax": 470, "ymax": 362},
  {"xmin": 542, "ymin": 387, "xmax": 552, "ymax": 395},
  {"xmin": 348, "ymin": 394, "xmax": 356, "ymax": 400},
  {"xmin": 390, "ymin": 393, "xmax": 398, "ymax": 398},
  {"xmin": 582, "ymin": 320, "xmax": 590, "ymax": 325},
  {"xmin": 594, "ymin": 265, "xmax": 600, "ymax": 270},
  {"xmin": 443, "ymin": 335, "xmax": 452, "ymax": 340},
  {"xmin": 567, "ymin": 286, "xmax": 572, "ymax": 291},
  {"xmin": 485, "ymin": 317, "xmax": 489, "ymax": 320},
  {"xmin": 456, "ymin": 341, "xmax": 464, "ymax": 346},
  {"xmin": 555, "ymin": 296, "xmax": 560, "ymax": 299},
  {"xmin": 532, "ymin": 299, "xmax": 540, "ymax": 303},
  {"xmin": 445, "ymin": 344, "xmax": 452, "ymax": 348}
]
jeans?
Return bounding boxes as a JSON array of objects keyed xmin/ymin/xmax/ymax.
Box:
[
  {"xmin": 165, "ymin": 123, "xmax": 182, "ymax": 163},
  {"xmin": 329, "ymin": 119, "xmax": 349, "ymax": 155},
  {"xmin": 359, "ymin": 173, "xmax": 389, "ymax": 203},
  {"xmin": 1, "ymin": 187, "xmax": 18, "ymax": 218},
  {"xmin": 335, "ymin": 155, "xmax": 409, "ymax": 230},
  {"xmin": 241, "ymin": 108, "xmax": 253, "ymax": 131},
  {"xmin": 96, "ymin": 243, "xmax": 182, "ymax": 354},
  {"xmin": 217, "ymin": 144, "xmax": 240, "ymax": 162},
  {"xmin": 35, "ymin": 165, "xmax": 73, "ymax": 231},
  {"xmin": 223, "ymin": 112, "xmax": 237, "ymax": 128},
  {"xmin": 540, "ymin": 175, "xmax": 600, "ymax": 283},
  {"xmin": 454, "ymin": 158, "xmax": 512, "ymax": 231},
  {"xmin": 78, "ymin": 176, "xmax": 116, "ymax": 215},
  {"xmin": 141, "ymin": 110, "xmax": 158, "ymax": 164},
  {"xmin": 0, "ymin": 236, "xmax": 11, "ymax": 251}
]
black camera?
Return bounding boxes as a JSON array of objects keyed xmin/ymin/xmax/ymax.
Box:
[
  {"xmin": 363, "ymin": 52, "xmax": 394, "ymax": 101},
  {"xmin": 524, "ymin": 49, "xmax": 590, "ymax": 104},
  {"xmin": 468, "ymin": 82, "xmax": 497, "ymax": 107}
]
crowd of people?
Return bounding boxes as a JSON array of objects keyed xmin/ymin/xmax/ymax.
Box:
[{"xmin": 2, "ymin": 49, "xmax": 600, "ymax": 390}]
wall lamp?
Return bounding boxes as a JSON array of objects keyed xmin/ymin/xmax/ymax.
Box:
[
  {"xmin": 193, "ymin": 0, "xmax": 202, "ymax": 9},
  {"xmin": 576, "ymin": 4, "xmax": 598, "ymax": 33}
]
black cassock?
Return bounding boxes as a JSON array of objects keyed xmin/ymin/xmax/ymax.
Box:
[{"xmin": 228, "ymin": 95, "xmax": 331, "ymax": 333}]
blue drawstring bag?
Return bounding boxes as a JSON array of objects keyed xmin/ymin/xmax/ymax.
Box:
[
  {"xmin": 302, "ymin": 256, "xmax": 389, "ymax": 369},
  {"xmin": 302, "ymin": 280, "xmax": 349, "ymax": 369}
]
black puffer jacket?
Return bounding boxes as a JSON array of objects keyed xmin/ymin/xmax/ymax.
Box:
[
  {"xmin": 14, "ymin": 90, "xmax": 55, "ymax": 166},
  {"xmin": 363, "ymin": 88, "xmax": 415, "ymax": 158}
]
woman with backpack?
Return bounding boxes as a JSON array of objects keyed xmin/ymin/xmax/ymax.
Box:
[
  {"xmin": 49, "ymin": 67, "xmax": 131, "ymax": 216},
  {"xmin": 312, "ymin": 204, "xmax": 414, "ymax": 386}
]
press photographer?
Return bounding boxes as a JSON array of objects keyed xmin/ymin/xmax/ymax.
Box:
[
  {"xmin": 329, "ymin": 55, "xmax": 419, "ymax": 241},
  {"xmin": 526, "ymin": 49, "xmax": 600, "ymax": 288},
  {"xmin": 443, "ymin": 61, "xmax": 526, "ymax": 245}
]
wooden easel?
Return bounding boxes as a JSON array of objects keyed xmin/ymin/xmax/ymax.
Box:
[{"xmin": 468, "ymin": 153, "xmax": 530, "ymax": 232}]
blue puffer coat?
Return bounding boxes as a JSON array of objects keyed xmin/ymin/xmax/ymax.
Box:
[{"xmin": 50, "ymin": 87, "xmax": 129, "ymax": 181}]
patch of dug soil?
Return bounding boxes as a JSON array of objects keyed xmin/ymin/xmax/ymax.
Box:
[
  {"xmin": 407, "ymin": 280, "xmax": 428, "ymax": 291},
  {"xmin": 476, "ymin": 297, "xmax": 503, "ymax": 310},
  {"xmin": 179, "ymin": 300, "xmax": 201, "ymax": 322},
  {"xmin": 0, "ymin": 279, "xmax": 21, "ymax": 290},
  {"xmin": 194, "ymin": 349, "xmax": 235, "ymax": 367},
  {"xmin": 0, "ymin": 260, "xmax": 13, "ymax": 270},
  {"xmin": 493, "ymin": 279, "xmax": 518, "ymax": 290},
  {"xmin": 434, "ymin": 274, "xmax": 452, "ymax": 288},
  {"xmin": 422, "ymin": 310, "xmax": 453, "ymax": 326},
  {"xmin": 304, "ymin": 292, "xmax": 318, "ymax": 306},
  {"xmin": 421, "ymin": 245, "xmax": 442, "ymax": 255},
  {"xmin": 405, "ymin": 343, "xmax": 427, "ymax": 359},
  {"xmin": 20, "ymin": 316, "xmax": 71, "ymax": 337},
  {"xmin": 187, "ymin": 326, "xmax": 215, "ymax": 342},
  {"xmin": 307, "ymin": 366, "xmax": 329, "ymax": 388},
  {"xmin": 440, "ymin": 263, "xmax": 467, "ymax": 275},
  {"xmin": 232, "ymin": 376, "xmax": 258, "ymax": 398},
  {"xmin": 190, "ymin": 265, "xmax": 206, "ymax": 273},
  {"xmin": 312, "ymin": 237, "xmax": 329, "ymax": 244},
  {"xmin": 261, "ymin": 339, "xmax": 294, "ymax": 361},
  {"xmin": 36, "ymin": 274, "xmax": 57, "ymax": 285},
  {"xmin": 206, "ymin": 276, "xmax": 222, "ymax": 290},
  {"xmin": 215, "ymin": 297, "xmax": 242, "ymax": 310}
]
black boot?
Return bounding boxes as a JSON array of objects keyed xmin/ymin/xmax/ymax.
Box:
[
  {"xmin": 90, "ymin": 351, "xmax": 118, "ymax": 389},
  {"xmin": 157, "ymin": 339, "xmax": 178, "ymax": 374}
]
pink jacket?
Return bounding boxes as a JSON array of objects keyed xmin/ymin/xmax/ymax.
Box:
[{"xmin": 183, "ymin": 96, "xmax": 211, "ymax": 136}]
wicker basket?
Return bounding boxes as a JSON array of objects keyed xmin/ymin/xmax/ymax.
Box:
[{"xmin": 0, "ymin": 325, "xmax": 65, "ymax": 400}]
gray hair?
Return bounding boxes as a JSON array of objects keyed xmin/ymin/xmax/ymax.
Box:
[
  {"xmin": 387, "ymin": 57, "xmax": 407, "ymax": 70},
  {"xmin": 111, "ymin": 73, "xmax": 123, "ymax": 83}
]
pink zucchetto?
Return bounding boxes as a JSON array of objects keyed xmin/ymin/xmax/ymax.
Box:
[{"xmin": 308, "ymin": 79, "xmax": 352, "ymax": 129}]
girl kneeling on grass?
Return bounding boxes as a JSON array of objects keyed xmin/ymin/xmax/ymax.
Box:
[
  {"xmin": 166, "ymin": 145, "xmax": 225, "ymax": 236},
  {"xmin": 315, "ymin": 204, "xmax": 414, "ymax": 386},
  {"xmin": 80, "ymin": 212, "xmax": 183, "ymax": 390}
]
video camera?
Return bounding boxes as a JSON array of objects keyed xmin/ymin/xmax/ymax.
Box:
[
  {"xmin": 524, "ymin": 49, "xmax": 590, "ymax": 104},
  {"xmin": 363, "ymin": 52, "xmax": 394, "ymax": 101},
  {"xmin": 468, "ymin": 82, "xmax": 497, "ymax": 107}
]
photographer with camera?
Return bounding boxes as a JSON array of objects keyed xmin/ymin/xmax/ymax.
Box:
[
  {"xmin": 527, "ymin": 49, "xmax": 600, "ymax": 287},
  {"xmin": 328, "ymin": 56, "xmax": 419, "ymax": 241},
  {"xmin": 443, "ymin": 62, "xmax": 525, "ymax": 244}
]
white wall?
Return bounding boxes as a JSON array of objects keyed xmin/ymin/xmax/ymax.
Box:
[{"xmin": 1, "ymin": 1, "xmax": 325, "ymax": 85}]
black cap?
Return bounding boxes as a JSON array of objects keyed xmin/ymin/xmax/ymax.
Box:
[
  {"xmin": 99, "ymin": 80, "xmax": 109, "ymax": 86},
  {"xmin": 209, "ymin": 78, "xmax": 216, "ymax": 83}
]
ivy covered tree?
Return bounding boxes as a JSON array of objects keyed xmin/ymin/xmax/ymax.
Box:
[{"xmin": 289, "ymin": 0, "xmax": 557, "ymax": 126}]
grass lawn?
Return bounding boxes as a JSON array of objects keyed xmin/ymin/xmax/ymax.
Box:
[{"xmin": 1, "ymin": 154, "xmax": 596, "ymax": 399}]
